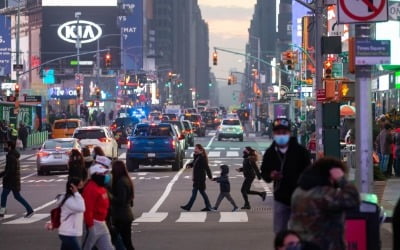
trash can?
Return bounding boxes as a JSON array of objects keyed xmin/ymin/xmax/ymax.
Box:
[{"xmin": 345, "ymin": 193, "xmax": 383, "ymax": 250}]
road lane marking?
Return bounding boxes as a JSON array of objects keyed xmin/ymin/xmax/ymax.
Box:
[
  {"xmin": 188, "ymin": 147, "xmax": 194, "ymax": 150},
  {"xmin": 219, "ymin": 212, "xmax": 248, "ymax": 222},
  {"xmin": 134, "ymin": 212, "xmax": 168, "ymax": 223},
  {"xmin": 0, "ymin": 214, "xmax": 16, "ymax": 220},
  {"xmin": 148, "ymin": 159, "xmax": 190, "ymax": 213},
  {"xmin": 34, "ymin": 199, "xmax": 57, "ymax": 212},
  {"xmin": 176, "ymin": 212, "xmax": 207, "ymax": 222},
  {"xmin": 214, "ymin": 147, "xmax": 225, "ymax": 150},
  {"xmin": 205, "ymin": 135, "xmax": 216, "ymax": 149},
  {"xmin": 208, "ymin": 151, "xmax": 220, "ymax": 157},
  {"xmin": 4, "ymin": 213, "xmax": 49, "ymax": 225},
  {"xmin": 229, "ymin": 147, "xmax": 240, "ymax": 150},
  {"xmin": 226, "ymin": 151, "xmax": 239, "ymax": 157},
  {"xmin": 119, "ymin": 152, "xmax": 126, "ymax": 159},
  {"xmin": 0, "ymin": 172, "xmax": 36, "ymax": 188},
  {"xmin": 254, "ymin": 180, "xmax": 273, "ymax": 196},
  {"xmin": 208, "ymin": 132, "xmax": 216, "ymax": 136}
]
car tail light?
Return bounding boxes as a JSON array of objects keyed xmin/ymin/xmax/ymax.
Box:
[
  {"xmin": 98, "ymin": 137, "xmax": 111, "ymax": 142},
  {"xmin": 127, "ymin": 140, "xmax": 132, "ymax": 149},
  {"xmin": 37, "ymin": 151, "xmax": 50, "ymax": 157},
  {"xmin": 186, "ymin": 129, "xmax": 192, "ymax": 133},
  {"xmin": 170, "ymin": 139, "xmax": 176, "ymax": 149}
]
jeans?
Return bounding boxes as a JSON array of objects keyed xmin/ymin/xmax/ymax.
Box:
[
  {"xmin": 1, "ymin": 188, "xmax": 33, "ymax": 213},
  {"xmin": 241, "ymin": 177, "xmax": 263, "ymax": 206},
  {"xmin": 379, "ymin": 153, "xmax": 390, "ymax": 173},
  {"xmin": 59, "ymin": 235, "xmax": 81, "ymax": 250},
  {"xmin": 114, "ymin": 220, "xmax": 134, "ymax": 250},
  {"xmin": 184, "ymin": 187, "xmax": 211, "ymax": 209},
  {"xmin": 273, "ymin": 200, "xmax": 291, "ymax": 234},
  {"xmin": 214, "ymin": 192, "xmax": 237, "ymax": 209}
]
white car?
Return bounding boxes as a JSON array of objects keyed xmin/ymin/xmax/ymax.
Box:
[
  {"xmin": 217, "ymin": 119, "xmax": 244, "ymax": 141},
  {"xmin": 73, "ymin": 126, "xmax": 118, "ymax": 159}
]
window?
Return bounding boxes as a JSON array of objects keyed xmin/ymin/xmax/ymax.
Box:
[
  {"xmin": 74, "ymin": 129, "xmax": 106, "ymax": 139},
  {"xmin": 54, "ymin": 121, "xmax": 79, "ymax": 129},
  {"xmin": 222, "ymin": 120, "xmax": 240, "ymax": 126},
  {"xmin": 183, "ymin": 121, "xmax": 191, "ymax": 130},
  {"xmin": 44, "ymin": 140, "xmax": 75, "ymax": 149},
  {"xmin": 134, "ymin": 125, "xmax": 173, "ymax": 137}
]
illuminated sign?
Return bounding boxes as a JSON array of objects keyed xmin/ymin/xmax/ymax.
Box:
[
  {"xmin": 42, "ymin": 0, "xmax": 117, "ymax": 6},
  {"xmin": 57, "ymin": 20, "xmax": 102, "ymax": 44}
]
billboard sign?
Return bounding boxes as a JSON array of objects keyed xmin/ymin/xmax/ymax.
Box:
[
  {"xmin": 83, "ymin": 76, "xmax": 118, "ymax": 100},
  {"xmin": 42, "ymin": 0, "xmax": 117, "ymax": 6},
  {"xmin": 0, "ymin": 15, "xmax": 11, "ymax": 77},
  {"xmin": 41, "ymin": 7, "xmax": 120, "ymax": 68},
  {"xmin": 119, "ymin": 0, "xmax": 143, "ymax": 71}
]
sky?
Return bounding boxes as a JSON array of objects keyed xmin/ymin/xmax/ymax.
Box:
[{"xmin": 198, "ymin": 0, "xmax": 257, "ymax": 106}]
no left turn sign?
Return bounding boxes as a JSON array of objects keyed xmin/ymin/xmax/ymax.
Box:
[{"xmin": 338, "ymin": 0, "xmax": 388, "ymax": 24}]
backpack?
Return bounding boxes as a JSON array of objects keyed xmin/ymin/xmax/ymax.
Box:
[{"xmin": 49, "ymin": 195, "xmax": 70, "ymax": 230}]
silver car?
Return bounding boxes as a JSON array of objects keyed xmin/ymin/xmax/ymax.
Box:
[{"xmin": 37, "ymin": 138, "xmax": 81, "ymax": 175}]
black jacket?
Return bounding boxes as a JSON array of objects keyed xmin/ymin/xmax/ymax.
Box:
[
  {"xmin": 18, "ymin": 126, "xmax": 28, "ymax": 140},
  {"xmin": 214, "ymin": 165, "xmax": 230, "ymax": 192},
  {"xmin": 111, "ymin": 176, "xmax": 134, "ymax": 222},
  {"xmin": 261, "ymin": 137, "xmax": 310, "ymax": 206},
  {"xmin": 0, "ymin": 149, "xmax": 21, "ymax": 191},
  {"xmin": 239, "ymin": 155, "xmax": 261, "ymax": 180},
  {"xmin": 188, "ymin": 153, "xmax": 212, "ymax": 188}
]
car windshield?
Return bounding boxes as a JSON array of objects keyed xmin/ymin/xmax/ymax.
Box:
[
  {"xmin": 150, "ymin": 112, "xmax": 161, "ymax": 117},
  {"xmin": 134, "ymin": 125, "xmax": 173, "ymax": 136},
  {"xmin": 54, "ymin": 121, "xmax": 79, "ymax": 129},
  {"xmin": 184, "ymin": 115, "xmax": 200, "ymax": 122},
  {"xmin": 115, "ymin": 117, "xmax": 139, "ymax": 127},
  {"xmin": 43, "ymin": 140, "xmax": 74, "ymax": 149},
  {"xmin": 222, "ymin": 120, "xmax": 240, "ymax": 126},
  {"xmin": 183, "ymin": 122, "xmax": 191, "ymax": 130},
  {"xmin": 201, "ymin": 112, "xmax": 215, "ymax": 118},
  {"xmin": 74, "ymin": 129, "xmax": 106, "ymax": 139}
]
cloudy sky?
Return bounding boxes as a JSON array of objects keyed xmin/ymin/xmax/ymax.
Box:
[{"xmin": 198, "ymin": 0, "xmax": 257, "ymax": 80}]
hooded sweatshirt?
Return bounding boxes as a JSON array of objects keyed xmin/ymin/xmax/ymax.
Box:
[
  {"xmin": 82, "ymin": 179, "xmax": 109, "ymax": 228},
  {"xmin": 214, "ymin": 165, "xmax": 230, "ymax": 192}
]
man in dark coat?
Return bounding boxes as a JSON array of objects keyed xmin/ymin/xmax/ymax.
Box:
[
  {"xmin": 18, "ymin": 123, "xmax": 29, "ymax": 150},
  {"xmin": 260, "ymin": 118, "xmax": 311, "ymax": 234},
  {"xmin": 0, "ymin": 141, "xmax": 34, "ymax": 218}
]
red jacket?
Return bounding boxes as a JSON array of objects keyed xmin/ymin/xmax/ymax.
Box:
[{"xmin": 82, "ymin": 180, "xmax": 109, "ymax": 227}]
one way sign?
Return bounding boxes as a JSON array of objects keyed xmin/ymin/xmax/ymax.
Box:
[{"xmin": 389, "ymin": 1, "xmax": 400, "ymax": 21}]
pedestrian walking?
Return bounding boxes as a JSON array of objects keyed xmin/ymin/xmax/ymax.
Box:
[
  {"xmin": 108, "ymin": 110, "xmax": 114, "ymax": 124},
  {"xmin": 111, "ymin": 160, "xmax": 135, "ymax": 250},
  {"xmin": 81, "ymin": 146, "xmax": 94, "ymax": 170},
  {"xmin": 8, "ymin": 124, "xmax": 18, "ymax": 143},
  {"xmin": 260, "ymin": 118, "xmax": 311, "ymax": 233},
  {"xmin": 0, "ymin": 141, "xmax": 34, "ymax": 218},
  {"xmin": 288, "ymin": 157, "xmax": 360, "ymax": 250},
  {"xmin": 237, "ymin": 146, "xmax": 265, "ymax": 209},
  {"xmin": 375, "ymin": 123, "xmax": 392, "ymax": 176},
  {"xmin": 181, "ymin": 144, "xmax": 214, "ymax": 211},
  {"xmin": 18, "ymin": 123, "xmax": 28, "ymax": 150},
  {"xmin": 212, "ymin": 165, "xmax": 239, "ymax": 211},
  {"xmin": 68, "ymin": 149, "xmax": 88, "ymax": 183},
  {"xmin": 57, "ymin": 177, "xmax": 85, "ymax": 250},
  {"xmin": 82, "ymin": 163, "xmax": 114, "ymax": 250}
]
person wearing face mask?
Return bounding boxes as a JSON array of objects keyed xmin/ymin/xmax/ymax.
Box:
[
  {"xmin": 260, "ymin": 118, "xmax": 311, "ymax": 234},
  {"xmin": 237, "ymin": 146, "xmax": 266, "ymax": 209},
  {"xmin": 82, "ymin": 157, "xmax": 114, "ymax": 250}
]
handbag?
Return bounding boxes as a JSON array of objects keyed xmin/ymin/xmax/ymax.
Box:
[{"xmin": 16, "ymin": 139, "xmax": 23, "ymax": 149}]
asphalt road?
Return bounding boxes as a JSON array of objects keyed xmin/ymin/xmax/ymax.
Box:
[{"xmin": 0, "ymin": 131, "xmax": 393, "ymax": 249}]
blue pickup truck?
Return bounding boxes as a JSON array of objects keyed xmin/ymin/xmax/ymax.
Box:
[{"xmin": 126, "ymin": 123, "xmax": 185, "ymax": 171}]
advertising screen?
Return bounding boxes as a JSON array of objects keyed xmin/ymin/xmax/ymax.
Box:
[
  {"xmin": 0, "ymin": 15, "xmax": 11, "ymax": 77},
  {"xmin": 42, "ymin": 0, "xmax": 117, "ymax": 6},
  {"xmin": 83, "ymin": 76, "xmax": 118, "ymax": 100},
  {"xmin": 41, "ymin": 7, "xmax": 120, "ymax": 69}
]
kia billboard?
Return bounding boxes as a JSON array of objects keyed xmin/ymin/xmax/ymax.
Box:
[
  {"xmin": 0, "ymin": 15, "xmax": 11, "ymax": 77},
  {"xmin": 41, "ymin": 7, "xmax": 121, "ymax": 70}
]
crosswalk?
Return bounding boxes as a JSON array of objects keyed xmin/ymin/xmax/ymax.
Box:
[{"xmin": 185, "ymin": 147, "xmax": 265, "ymax": 158}]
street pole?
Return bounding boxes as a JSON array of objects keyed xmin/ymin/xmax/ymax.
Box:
[
  {"xmin": 16, "ymin": 0, "xmax": 21, "ymax": 87},
  {"xmin": 75, "ymin": 12, "xmax": 81, "ymax": 117}
]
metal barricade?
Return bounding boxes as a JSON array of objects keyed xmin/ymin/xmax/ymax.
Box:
[{"xmin": 27, "ymin": 131, "xmax": 48, "ymax": 148}]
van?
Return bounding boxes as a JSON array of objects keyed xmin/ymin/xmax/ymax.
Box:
[{"xmin": 52, "ymin": 119, "xmax": 82, "ymax": 139}]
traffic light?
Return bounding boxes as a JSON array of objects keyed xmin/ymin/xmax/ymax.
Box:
[
  {"xmin": 168, "ymin": 72, "xmax": 173, "ymax": 82},
  {"xmin": 105, "ymin": 53, "xmax": 111, "ymax": 67},
  {"xmin": 324, "ymin": 60, "xmax": 333, "ymax": 78},
  {"xmin": 281, "ymin": 50, "xmax": 294, "ymax": 70},
  {"xmin": 14, "ymin": 84, "xmax": 20, "ymax": 98},
  {"xmin": 228, "ymin": 75, "xmax": 232, "ymax": 85},
  {"xmin": 95, "ymin": 87, "xmax": 101, "ymax": 100},
  {"xmin": 212, "ymin": 51, "xmax": 218, "ymax": 66},
  {"xmin": 76, "ymin": 85, "xmax": 81, "ymax": 98},
  {"xmin": 339, "ymin": 80, "xmax": 355, "ymax": 100}
]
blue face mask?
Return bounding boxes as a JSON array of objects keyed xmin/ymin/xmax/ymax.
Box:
[
  {"xmin": 104, "ymin": 174, "xmax": 111, "ymax": 185},
  {"xmin": 274, "ymin": 134, "xmax": 290, "ymax": 146}
]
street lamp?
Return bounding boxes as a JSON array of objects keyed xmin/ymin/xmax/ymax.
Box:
[{"xmin": 75, "ymin": 12, "xmax": 82, "ymax": 117}]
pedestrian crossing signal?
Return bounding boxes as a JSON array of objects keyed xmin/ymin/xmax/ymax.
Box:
[
  {"xmin": 324, "ymin": 60, "xmax": 333, "ymax": 78},
  {"xmin": 213, "ymin": 52, "xmax": 218, "ymax": 66}
]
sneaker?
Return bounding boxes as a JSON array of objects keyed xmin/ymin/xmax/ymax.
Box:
[
  {"xmin": 180, "ymin": 205, "xmax": 190, "ymax": 211},
  {"xmin": 241, "ymin": 205, "xmax": 251, "ymax": 210},
  {"xmin": 24, "ymin": 211, "xmax": 34, "ymax": 218},
  {"xmin": 212, "ymin": 207, "xmax": 218, "ymax": 211},
  {"xmin": 232, "ymin": 207, "xmax": 240, "ymax": 212},
  {"xmin": 0, "ymin": 207, "xmax": 5, "ymax": 218},
  {"xmin": 261, "ymin": 192, "xmax": 266, "ymax": 201}
]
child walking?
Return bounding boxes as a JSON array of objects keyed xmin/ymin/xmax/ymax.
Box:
[{"xmin": 213, "ymin": 165, "xmax": 239, "ymax": 212}]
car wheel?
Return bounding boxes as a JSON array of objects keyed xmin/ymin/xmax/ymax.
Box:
[
  {"xmin": 218, "ymin": 136, "xmax": 222, "ymax": 141},
  {"xmin": 126, "ymin": 158, "xmax": 139, "ymax": 172},
  {"xmin": 172, "ymin": 157, "xmax": 180, "ymax": 171},
  {"xmin": 37, "ymin": 169, "xmax": 44, "ymax": 176},
  {"xmin": 179, "ymin": 159, "xmax": 184, "ymax": 169},
  {"xmin": 239, "ymin": 136, "xmax": 243, "ymax": 142}
]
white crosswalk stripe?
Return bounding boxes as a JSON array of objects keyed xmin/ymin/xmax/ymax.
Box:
[
  {"xmin": 226, "ymin": 151, "xmax": 239, "ymax": 157},
  {"xmin": 4, "ymin": 213, "xmax": 49, "ymax": 224},
  {"xmin": 176, "ymin": 212, "xmax": 207, "ymax": 222},
  {"xmin": 0, "ymin": 214, "xmax": 16, "ymax": 220},
  {"xmin": 134, "ymin": 212, "xmax": 168, "ymax": 223},
  {"xmin": 219, "ymin": 212, "xmax": 248, "ymax": 222},
  {"xmin": 208, "ymin": 132, "xmax": 216, "ymax": 136},
  {"xmin": 208, "ymin": 151, "xmax": 221, "ymax": 157},
  {"xmin": 119, "ymin": 152, "xmax": 126, "ymax": 159}
]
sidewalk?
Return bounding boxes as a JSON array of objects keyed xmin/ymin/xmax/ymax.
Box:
[{"xmin": 380, "ymin": 178, "xmax": 400, "ymax": 249}]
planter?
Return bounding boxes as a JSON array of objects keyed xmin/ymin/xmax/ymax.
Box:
[{"xmin": 373, "ymin": 180, "xmax": 387, "ymax": 204}]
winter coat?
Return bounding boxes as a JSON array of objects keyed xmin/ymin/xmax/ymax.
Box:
[
  {"xmin": 0, "ymin": 149, "xmax": 21, "ymax": 191},
  {"xmin": 261, "ymin": 137, "xmax": 311, "ymax": 206},
  {"xmin": 58, "ymin": 192, "xmax": 86, "ymax": 237},
  {"xmin": 82, "ymin": 180, "xmax": 110, "ymax": 227},
  {"xmin": 18, "ymin": 126, "xmax": 28, "ymax": 140},
  {"xmin": 239, "ymin": 155, "xmax": 261, "ymax": 180},
  {"xmin": 188, "ymin": 153, "xmax": 212, "ymax": 190},
  {"xmin": 111, "ymin": 176, "xmax": 134, "ymax": 223},
  {"xmin": 289, "ymin": 168, "xmax": 360, "ymax": 250},
  {"xmin": 214, "ymin": 165, "xmax": 230, "ymax": 192},
  {"xmin": 376, "ymin": 128, "xmax": 392, "ymax": 154}
]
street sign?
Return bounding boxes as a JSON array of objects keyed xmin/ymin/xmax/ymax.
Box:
[
  {"xmin": 338, "ymin": 0, "xmax": 388, "ymax": 23},
  {"xmin": 317, "ymin": 89, "xmax": 326, "ymax": 102},
  {"xmin": 355, "ymin": 40, "xmax": 391, "ymax": 65},
  {"xmin": 286, "ymin": 92, "xmax": 300, "ymax": 98},
  {"xmin": 389, "ymin": 1, "xmax": 400, "ymax": 21},
  {"xmin": 332, "ymin": 62, "xmax": 343, "ymax": 78},
  {"xmin": 13, "ymin": 64, "xmax": 23, "ymax": 71},
  {"xmin": 24, "ymin": 95, "xmax": 42, "ymax": 103}
]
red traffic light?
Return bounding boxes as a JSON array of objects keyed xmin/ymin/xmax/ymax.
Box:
[
  {"xmin": 105, "ymin": 53, "xmax": 111, "ymax": 67},
  {"xmin": 212, "ymin": 51, "xmax": 218, "ymax": 66}
]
